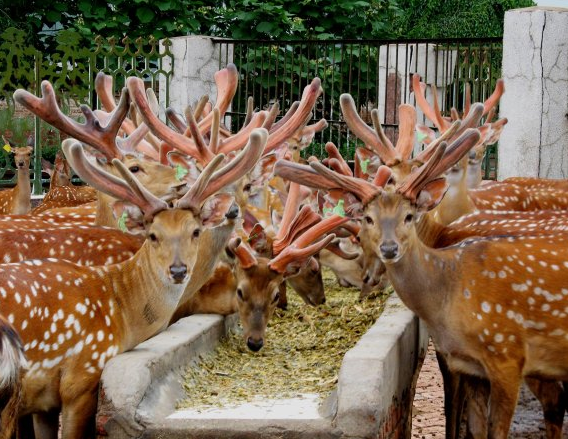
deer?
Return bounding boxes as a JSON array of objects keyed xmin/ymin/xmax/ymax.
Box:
[
  {"xmin": 0, "ymin": 136, "xmax": 33, "ymax": 215},
  {"xmin": 14, "ymin": 81, "xmax": 188, "ymax": 230},
  {"xmin": 0, "ymin": 312, "xmax": 27, "ymax": 439},
  {"xmin": 1, "ymin": 127, "xmax": 265, "ymax": 438},
  {"xmin": 0, "ymin": 224, "xmax": 142, "ymax": 266},
  {"xmin": 276, "ymin": 128, "xmax": 568, "ymax": 439},
  {"xmin": 411, "ymin": 74, "xmax": 508, "ymax": 224},
  {"xmin": 177, "ymin": 208, "xmax": 345, "ymax": 351},
  {"xmin": 33, "ymin": 152, "xmax": 97, "ymax": 214}
]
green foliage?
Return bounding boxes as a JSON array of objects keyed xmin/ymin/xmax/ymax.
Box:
[{"xmin": 392, "ymin": 0, "xmax": 536, "ymax": 38}]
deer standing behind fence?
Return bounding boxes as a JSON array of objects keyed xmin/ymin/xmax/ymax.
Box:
[{"xmin": 0, "ymin": 137, "xmax": 33, "ymax": 215}]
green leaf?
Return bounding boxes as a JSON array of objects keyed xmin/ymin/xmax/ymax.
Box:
[
  {"xmin": 175, "ymin": 164, "xmax": 189, "ymax": 181},
  {"xmin": 117, "ymin": 211, "xmax": 129, "ymax": 232},
  {"xmin": 256, "ymin": 22, "xmax": 273, "ymax": 33},
  {"xmin": 136, "ymin": 7, "xmax": 156, "ymax": 23},
  {"xmin": 332, "ymin": 199, "xmax": 346, "ymax": 218},
  {"xmin": 45, "ymin": 10, "xmax": 62, "ymax": 23},
  {"xmin": 360, "ymin": 159, "xmax": 370, "ymax": 174}
]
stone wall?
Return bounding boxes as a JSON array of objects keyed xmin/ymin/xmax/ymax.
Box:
[
  {"xmin": 159, "ymin": 36, "xmax": 233, "ymax": 116},
  {"xmin": 498, "ymin": 7, "xmax": 568, "ymax": 179}
]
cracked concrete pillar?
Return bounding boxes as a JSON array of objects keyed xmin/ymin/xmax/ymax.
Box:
[
  {"xmin": 159, "ymin": 36, "xmax": 233, "ymax": 117},
  {"xmin": 498, "ymin": 7, "xmax": 568, "ymax": 179}
]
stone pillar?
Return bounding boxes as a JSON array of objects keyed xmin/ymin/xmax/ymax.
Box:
[
  {"xmin": 498, "ymin": 7, "xmax": 568, "ymax": 179},
  {"xmin": 159, "ymin": 36, "xmax": 233, "ymax": 115}
]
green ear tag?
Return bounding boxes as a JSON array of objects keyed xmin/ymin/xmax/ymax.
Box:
[
  {"xmin": 322, "ymin": 207, "xmax": 333, "ymax": 218},
  {"xmin": 118, "ymin": 211, "xmax": 129, "ymax": 232},
  {"xmin": 175, "ymin": 164, "xmax": 189, "ymax": 181},
  {"xmin": 3, "ymin": 144, "xmax": 11, "ymax": 153},
  {"xmin": 416, "ymin": 131, "xmax": 428, "ymax": 144},
  {"xmin": 360, "ymin": 159, "xmax": 370, "ymax": 174},
  {"xmin": 332, "ymin": 199, "xmax": 346, "ymax": 217}
]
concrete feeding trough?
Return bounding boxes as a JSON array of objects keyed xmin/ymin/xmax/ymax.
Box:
[{"xmin": 96, "ymin": 295, "xmax": 427, "ymax": 439}]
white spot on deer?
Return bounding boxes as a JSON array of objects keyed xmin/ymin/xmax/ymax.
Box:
[
  {"xmin": 512, "ymin": 283, "xmax": 528, "ymax": 292},
  {"xmin": 85, "ymin": 333, "xmax": 94, "ymax": 345},
  {"xmin": 44, "ymin": 331, "xmax": 50, "ymax": 340},
  {"xmin": 75, "ymin": 303, "xmax": 87, "ymax": 315},
  {"xmin": 542, "ymin": 304, "xmax": 551, "ymax": 312},
  {"xmin": 56, "ymin": 274, "xmax": 63, "ymax": 282},
  {"xmin": 14, "ymin": 292, "xmax": 21, "ymax": 304},
  {"xmin": 21, "ymin": 320, "xmax": 28, "ymax": 330},
  {"xmin": 549, "ymin": 329, "xmax": 564, "ymax": 337},
  {"xmin": 58, "ymin": 292, "xmax": 63, "ymax": 300},
  {"xmin": 494, "ymin": 333, "xmax": 504, "ymax": 343},
  {"xmin": 2, "ymin": 254, "xmax": 10, "ymax": 263},
  {"xmin": 50, "ymin": 323, "xmax": 57, "ymax": 333},
  {"xmin": 481, "ymin": 302, "xmax": 491, "ymax": 313},
  {"xmin": 97, "ymin": 330, "xmax": 104, "ymax": 342},
  {"xmin": 495, "ymin": 304, "xmax": 502, "ymax": 313}
]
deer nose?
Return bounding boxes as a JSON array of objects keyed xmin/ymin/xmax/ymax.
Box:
[
  {"xmin": 169, "ymin": 264, "xmax": 187, "ymax": 282},
  {"xmin": 247, "ymin": 337, "xmax": 264, "ymax": 352},
  {"xmin": 379, "ymin": 241, "xmax": 399, "ymax": 260}
]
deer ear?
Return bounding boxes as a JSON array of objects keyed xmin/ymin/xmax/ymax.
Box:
[
  {"xmin": 41, "ymin": 158, "xmax": 54, "ymax": 176},
  {"xmin": 167, "ymin": 152, "xmax": 201, "ymax": 184},
  {"xmin": 416, "ymin": 178, "xmax": 449, "ymax": 212},
  {"xmin": 248, "ymin": 223, "xmax": 270, "ymax": 255},
  {"xmin": 247, "ymin": 153, "xmax": 277, "ymax": 189},
  {"xmin": 111, "ymin": 202, "xmax": 147, "ymax": 235},
  {"xmin": 200, "ymin": 193, "xmax": 237, "ymax": 227}
]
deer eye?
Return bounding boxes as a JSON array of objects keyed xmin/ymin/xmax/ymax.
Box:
[
  {"xmin": 129, "ymin": 165, "xmax": 140, "ymax": 173},
  {"xmin": 149, "ymin": 233, "xmax": 158, "ymax": 242},
  {"xmin": 237, "ymin": 288, "xmax": 244, "ymax": 300},
  {"xmin": 404, "ymin": 213, "xmax": 414, "ymax": 224},
  {"xmin": 364, "ymin": 216, "xmax": 374, "ymax": 225},
  {"xmin": 243, "ymin": 183, "xmax": 252, "ymax": 192},
  {"xmin": 192, "ymin": 229, "xmax": 201, "ymax": 238}
]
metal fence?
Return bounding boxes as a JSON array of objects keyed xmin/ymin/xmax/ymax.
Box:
[
  {"xmin": 212, "ymin": 37, "xmax": 502, "ymax": 178},
  {"xmin": 0, "ymin": 28, "xmax": 174, "ymax": 194}
]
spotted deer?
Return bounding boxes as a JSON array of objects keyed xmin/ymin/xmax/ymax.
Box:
[
  {"xmin": 277, "ymin": 132, "xmax": 568, "ymax": 439},
  {"xmin": 1, "ymin": 129, "xmax": 265, "ymax": 438},
  {"xmin": 33, "ymin": 153, "xmax": 97, "ymax": 214},
  {"xmin": 0, "ymin": 312, "xmax": 27, "ymax": 439},
  {"xmin": 14, "ymin": 81, "xmax": 187, "ymax": 228},
  {"xmin": 0, "ymin": 224, "xmax": 142, "ymax": 266},
  {"xmin": 411, "ymin": 74, "xmax": 508, "ymax": 224},
  {"xmin": 177, "ymin": 209, "xmax": 344, "ymax": 351},
  {"xmin": 0, "ymin": 137, "xmax": 33, "ymax": 214}
]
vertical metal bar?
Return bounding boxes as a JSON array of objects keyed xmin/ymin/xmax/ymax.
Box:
[
  {"xmin": 33, "ymin": 52, "xmax": 42, "ymax": 195},
  {"xmin": 394, "ymin": 42, "xmax": 399, "ymax": 132},
  {"xmin": 403, "ymin": 43, "xmax": 409, "ymax": 104},
  {"xmin": 383, "ymin": 43, "xmax": 390, "ymax": 126}
]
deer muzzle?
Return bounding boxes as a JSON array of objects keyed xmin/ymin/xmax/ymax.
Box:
[
  {"xmin": 379, "ymin": 240, "xmax": 399, "ymax": 261},
  {"xmin": 169, "ymin": 263, "xmax": 188, "ymax": 283}
]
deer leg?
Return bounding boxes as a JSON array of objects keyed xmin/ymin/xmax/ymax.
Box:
[
  {"xmin": 435, "ymin": 350, "xmax": 465, "ymax": 439},
  {"xmin": 60, "ymin": 391, "xmax": 97, "ymax": 439},
  {"xmin": 17, "ymin": 414, "xmax": 35, "ymax": 439},
  {"xmin": 33, "ymin": 410, "xmax": 59, "ymax": 439},
  {"xmin": 525, "ymin": 377, "xmax": 565, "ymax": 439},
  {"xmin": 464, "ymin": 377, "xmax": 489, "ymax": 439},
  {"xmin": 487, "ymin": 370, "xmax": 521, "ymax": 439},
  {"xmin": 277, "ymin": 282, "xmax": 288, "ymax": 310}
]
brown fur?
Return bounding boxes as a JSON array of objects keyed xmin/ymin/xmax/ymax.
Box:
[
  {"xmin": 0, "ymin": 146, "xmax": 33, "ymax": 215},
  {"xmin": 1, "ymin": 208, "xmax": 236, "ymax": 438},
  {"xmin": 0, "ymin": 313, "xmax": 26, "ymax": 439},
  {"xmin": 361, "ymin": 188, "xmax": 568, "ymax": 439}
]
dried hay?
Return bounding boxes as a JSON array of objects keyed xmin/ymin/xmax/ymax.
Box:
[{"xmin": 178, "ymin": 269, "xmax": 390, "ymax": 410}]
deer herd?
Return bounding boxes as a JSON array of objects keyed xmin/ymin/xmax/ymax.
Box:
[{"xmin": 0, "ymin": 64, "xmax": 566, "ymax": 439}]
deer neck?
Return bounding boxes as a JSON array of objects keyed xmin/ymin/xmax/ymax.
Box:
[
  {"xmin": 466, "ymin": 162, "xmax": 483, "ymax": 189},
  {"xmin": 176, "ymin": 218, "xmax": 237, "ymax": 307},
  {"xmin": 433, "ymin": 174, "xmax": 475, "ymax": 226},
  {"xmin": 95, "ymin": 192, "xmax": 116, "ymax": 227},
  {"xmin": 109, "ymin": 244, "xmax": 189, "ymax": 351},
  {"xmin": 12, "ymin": 167, "xmax": 31, "ymax": 214},
  {"xmin": 384, "ymin": 231, "xmax": 457, "ymax": 327},
  {"xmin": 415, "ymin": 213, "xmax": 447, "ymax": 247}
]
